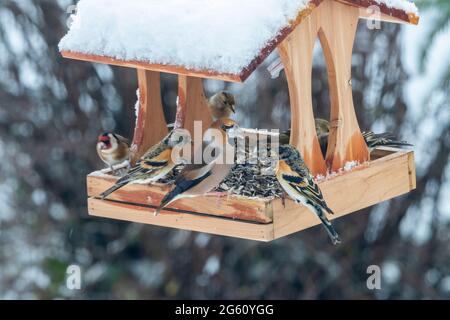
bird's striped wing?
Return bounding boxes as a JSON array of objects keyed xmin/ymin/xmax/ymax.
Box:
[
  {"xmin": 278, "ymin": 161, "xmax": 333, "ymax": 214},
  {"xmin": 100, "ymin": 145, "xmax": 174, "ymax": 199},
  {"xmin": 118, "ymin": 148, "xmax": 173, "ymax": 183},
  {"xmin": 362, "ymin": 131, "xmax": 412, "ymax": 149}
]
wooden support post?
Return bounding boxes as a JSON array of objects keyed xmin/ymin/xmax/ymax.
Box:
[
  {"xmin": 318, "ymin": 0, "xmax": 369, "ymax": 170},
  {"xmin": 279, "ymin": 0, "xmax": 369, "ymax": 173},
  {"xmin": 131, "ymin": 70, "xmax": 168, "ymax": 164},
  {"xmin": 278, "ymin": 12, "xmax": 328, "ymax": 176},
  {"xmin": 178, "ymin": 75, "xmax": 212, "ymax": 135}
]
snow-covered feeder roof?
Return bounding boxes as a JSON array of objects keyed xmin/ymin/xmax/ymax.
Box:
[{"xmin": 59, "ymin": 0, "xmax": 419, "ymax": 82}]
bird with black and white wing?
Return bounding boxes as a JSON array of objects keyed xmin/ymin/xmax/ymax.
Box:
[
  {"xmin": 99, "ymin": 129, "xmax": 191, "ymax": 199},
  {"xmin": 276, "ymin": 144, "xmax": 341, "ymax": 245}
]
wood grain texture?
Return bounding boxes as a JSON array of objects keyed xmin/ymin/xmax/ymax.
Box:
[
  {"xmin": 131, "ymin": 70, "xmax": 168, "ymax": 164},
  {"xmin": 61, "ymin": 51, "xmax": 245, "ymax": 83},
  {"xmin": 178, "ymin": 76, "xmax": 212, "ymax": 135},
  {"xmin": 278, "ymin": 7, "xmax": 328, "ymax": 176},
  {"xmin": 88, "ymin": 198, "xmax": 274, "ymax": 241},
  {"xmin": 272, "ymin": 148, "xmax": 415, "ymax": 240},
  {"xmin": 87, "ymin": 173, "xmax": 274, "ymax": 223},
  {"xmin": 337, "ymin": 0, "xmax": 419, "ymax": 25},
  {"xmin": 278, "ymin": 0, "xmax": 372, "ymax": 174},
  {"xmin": 87, "ymin": 148, "xmax": 416, "ymax": 242},
  {"xmin": 316, "ymin": 0, "xmax": 370, "ymax": 170}
]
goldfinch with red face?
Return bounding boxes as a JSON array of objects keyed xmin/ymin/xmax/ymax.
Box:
[
  {"xmin": 100, "ymin": 129, "xmax": 191, "ymax": 199},
  {"xmin": 155, "ymin": 118, "xmax": 238, "ymax": 215},
  {"xmin": 97, "ymin": 133, "xmax": 130, "ymax": 171},
  {"xmin": 208, "ymin": 91, "xmax": 236, "ymax": 120},
  {"xmin": 276, "ymin": 144, "xmax": 341, "ymax": 245}
]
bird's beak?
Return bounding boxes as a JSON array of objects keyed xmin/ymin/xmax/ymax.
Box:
[{"xmin": 230, "ymin": 105, "xmax": 236, "ymax": 113}]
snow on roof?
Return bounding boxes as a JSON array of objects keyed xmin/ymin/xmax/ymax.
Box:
[
  {"xmin": 59, "ymin": 0, "xmax": 418, "ymax": 78},
  {"xmin": 366, "ymin": 0, "xmax": 418, "ymax": 16}
]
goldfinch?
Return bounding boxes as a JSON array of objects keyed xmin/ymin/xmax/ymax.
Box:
[
  {"xmin": 208, "ymin": 91, "xmax": 236, "ymax": 120},
  {"xmin": 276, "ymin": 144, "xmax": 341, "ymax": 245},
  {"xmin": 155, "ymin": 118, "xmax": 238, "ymax": 215},
  {"xmin": 99, "ymin": 129, "xmax": 191, "ymax": 199},
  {"xmin": 97, "ymin": 133, "xmax": 130, "ymax": 171}
]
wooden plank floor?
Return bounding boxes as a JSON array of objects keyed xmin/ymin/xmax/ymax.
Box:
[{"xmin": 87, "ymin": 148, "xmax": 415, "ymax": 241}]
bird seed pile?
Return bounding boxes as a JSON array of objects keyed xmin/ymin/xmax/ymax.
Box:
[
  {"xmin": 216, "ymin": 164, "xmax": 283, "ymax": 198},
  {"xmin": 156, "ymin": 163, "xmax": 283, "ymax": 199},
  {"xmin": 156, "ymin": 143, "xmax": 284, "ymax": 198}
]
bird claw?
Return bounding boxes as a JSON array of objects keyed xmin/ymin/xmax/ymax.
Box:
[{"xmin": 281, "ymin": 192, "xmax": 287, "ymax": 208}]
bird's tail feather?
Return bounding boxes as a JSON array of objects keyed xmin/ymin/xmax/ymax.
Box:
[
  {"xmin": 154, "ymin": 185, "xmax": 184, "ymax": 215},
  {"xmin": 314, "ymin": 206, "xmax": 341, "ymax": 245},
  {"xmin": 363, "ymin": 132, "xmax": 412, "ymax": 149},
  {"xmin": 154, "ymin": 174, "xmax": 210, "ymax": 215},
  {"xmin": 100, "ymin": 180, "xmax": 129, "ymax": 199}
]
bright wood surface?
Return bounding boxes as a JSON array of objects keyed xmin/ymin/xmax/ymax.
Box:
[
  {"xmin": 87, "ymin": 173, "xmax": 274, "ymax": 223},
  {"xmin": 61, "ymin": 51, "xmax": 245, "ymax": 83},
  {"xmin": 178, "ymin": 76, "xmax": 213, "ymax": 135},
  {"xmin": 317, "ymin": 0, "xmax": 370, "ymax": 170},
  {"xmin": 278, "ymin": 0, "xmax": 371, "ymax": 174},
  {"xmin": 131, "ymin": 70, "xmax": 168, "ymax": 164},
  {"xmin": 337, "ymin": 0, "xmax": 419, "ymax": 25},
  {"xmin": 87, "ymin": 148, "xmax": 415, "ymax": 241},
  {"xmin": 278, "ymin": 7, "xmax": 328, "ymax": 176},
  {"xmin": 88, "ymin": 198, "xmax": 274, "ymax": 241},
  {"xmin": 272, "ymin": 148, "xmax": 414, "ymax": 239}
]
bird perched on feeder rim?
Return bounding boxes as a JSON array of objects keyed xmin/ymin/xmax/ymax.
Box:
[
  {"xmin": 279, "ymin": 118, "xmax": 412, "ymax": 155},
  {"xmin": 208, "ymin": 91, "xmax": 236, "ymax": 120},
  {"xmin": 315, "ymin": 118, "xmax": 412, "ymax": 153},
  {"xmin": 155, "ymin": 118, "xmax": 239, "ymax": 215},
  {"xmin": 99, "ymin": 129, "xmax": 191, "ymax": 199},
  {"xmin": 276, "ymin": 144, "xmax": 341, "ymax": 245},
  {"xmin": 97, "ymin": 133, "xmax": 130, "ymax": 172}
]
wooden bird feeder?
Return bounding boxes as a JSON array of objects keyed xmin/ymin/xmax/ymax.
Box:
[{"xmin": 60, "ymin": 0, "xmax": 418, "ymax": 241}]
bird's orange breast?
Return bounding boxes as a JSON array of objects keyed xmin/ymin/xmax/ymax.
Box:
[{"xmin": 276, "ymin": 160, "xmax": 295, "ymax": 175}]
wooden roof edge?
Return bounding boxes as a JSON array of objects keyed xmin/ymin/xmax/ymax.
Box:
[
  {"xmin": 60, "ymin": 50, "xmax": 245, "ymax": 83},
  {"xmin": 59, "ymin": 1, "xmax": 321, "ymax": 83},
  {"xmin": 60, "ymin": 0, "xmax": 418, "ymax": 82},
  {"xmin": 339, "ymin": 0, "xmax": 420, "ymax": 25}
]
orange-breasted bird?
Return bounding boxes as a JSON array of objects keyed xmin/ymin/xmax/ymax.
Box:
[
  {"xmin": 280, "ymin": 118, "xmax": 412, "ymax": 156},
  {"xmin": 155, "ymin": 118, "xmax": 238, "ymax": 215},
  {"xmin": 276, "ymin": 144, "xmax": 341, "ymax": 245}
]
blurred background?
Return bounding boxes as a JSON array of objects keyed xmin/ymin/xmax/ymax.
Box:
[{"xmin": 0, "ymin": 0, "xmax": 449, "ymax": 299}]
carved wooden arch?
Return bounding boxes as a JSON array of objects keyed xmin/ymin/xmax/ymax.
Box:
[{"xmin": 278, "ymin": 0, "xmax": 369, "ymax": 175}]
